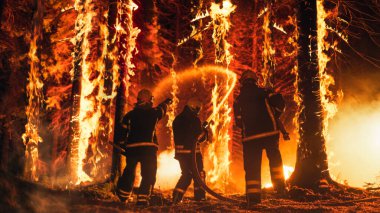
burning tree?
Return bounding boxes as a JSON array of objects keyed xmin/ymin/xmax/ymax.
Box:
[
  {"xmin": 290, "ymin": 0, "xmax": 343, "ymax": 188},
  {"xmin": 2, "ymin": 0, "xmax": 380, "ymax": 205}
]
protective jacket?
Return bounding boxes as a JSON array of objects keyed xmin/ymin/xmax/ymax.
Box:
[
  {"xmin": 120, "ymin": 100, "xmax": 169, "ymax": 153},
  {"xmin": 172, "ymin": 106, "xmax": 206, "ymax": 158},
  {"xmin": 233, "ymin": 78, "xmax": 287, "ymax": 204},
  {"xmin": 116, "ymin": 99, "xmax": 170, "ymax": 205},
  {"xmin": 172, "ymin": 105, "xmax": 207, "ymax": 202},
  {"xmin": 234, "ymin": 79, "xmax": 285, "ymax": 142}
]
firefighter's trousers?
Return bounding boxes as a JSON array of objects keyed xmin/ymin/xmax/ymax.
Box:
[
  {"xmin": 173, "ymin": 154, "xmax": 206, "ymax": 202},
  {"xmin": 243, "ymin": 134, "xmax": 285, "ymax": 202},
  {"xmin": 117, "ymin": 149, "xmax": 157, "ymax": 203}
]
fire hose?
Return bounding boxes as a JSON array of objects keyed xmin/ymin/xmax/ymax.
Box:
[
  {"xmin": 190, "ymin": 137, "xmax": 243, "ymax": 204},
  {"xmin": 187, "ymin": 69, "xmax": 243, "ymax": 203}
]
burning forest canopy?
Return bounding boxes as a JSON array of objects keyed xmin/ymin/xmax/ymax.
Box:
[{"xmin": 1, "ymin": 0, "xmax": 380, "ymax": 201}]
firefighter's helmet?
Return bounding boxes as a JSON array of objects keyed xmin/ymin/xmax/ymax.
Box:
[
  {"xmin": 187, "ymin": 97, "xmax": 202, "ymax": 113},
  {"xmin": 240, "ymin": 70, "xmax": 258, "ymax": 84},
  {"xmin": 137, "ymin": 89, "xmax": 153, "ymax": 103}
]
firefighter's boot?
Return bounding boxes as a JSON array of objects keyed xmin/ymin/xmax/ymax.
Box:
[
  {"xmin": 194, "ymin": 170, "xmax": 206, "ymax": 201},
  {"xmin": 172, "ymin": 189, "xmax": 185, "ymax": 204},
  {"xmin": 116, "ymin": 188, "xmax": 131, "ymax": 203},
  {"xmin": 194, "ymin": 187, "xmax": 206, "ymax": 201},
  {"xmin": 136, "ymin": 194, "xmax": 149, "ymax": 207},
  {"xmin": 246, "ymin": 193, "xmax": 261, "ymax": 209}
]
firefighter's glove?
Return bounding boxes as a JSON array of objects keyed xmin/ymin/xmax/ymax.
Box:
[
  {"xmin": 164, "ymin": 98, "xmax": 173, "ymax": 105},
  {"xmin": 202, "ymin": 121, "xmax": 209, "ymax": 129},
  {"xmin": 117, "ymin": 140, "xmax": 127, "ymax": 148}
]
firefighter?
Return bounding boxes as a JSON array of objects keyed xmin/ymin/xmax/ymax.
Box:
[
  {"xmin": 234, "ymin": 71, "xmax": 288, "ymax": 206},
  {"xmin": 116, "ymin": 89, "xmax": 172, "ymax": 206},
  {"xmin": 172, "ymin": 98, "xmax": 208, "ymax": 204}
]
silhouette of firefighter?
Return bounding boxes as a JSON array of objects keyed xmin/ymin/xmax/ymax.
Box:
[
  {"xmin": 234, "ymin": 71, "xmax": 289, "ymax": 206},
  {"xmin": 172, "ymin": 98, "xmax": 208, "ymax": 204},
  {"xmin": 116, "ymin": 89, "xmax": 172, "ymax": 206}
]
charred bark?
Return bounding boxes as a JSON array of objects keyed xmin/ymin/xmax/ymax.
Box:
[
  {"xmin": 289, "ymin": 0, "xmax": 331, "ymax": 188},
  {"xmin": 251, "ymin": 0, "xmax": 259, "ymax": 72},
  {"xmin": 108, "ymin": 0, "xmax": 122, "ymax": 183},
  {"xmin": 68, "ymin": 0, "xmax": 85, "ymax": 183}
]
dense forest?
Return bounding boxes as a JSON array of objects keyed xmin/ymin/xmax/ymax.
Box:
[{"xmin": 1, "ymin": 0, "xmax": 380, "ymax": 211}]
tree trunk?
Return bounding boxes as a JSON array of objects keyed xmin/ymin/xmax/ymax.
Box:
[
  {"xmin": 251, "ymin": 0, "xmax": 258, "ymax": 72},
  {"xmin": 68, "ymin": 0, "xmax": 85, "ymax": 183},
  {"xmin": 289, "ymin": 0, "xmax": 331, "ymax": 188},
  {"xmin": 23, "ymin": 0, "xmax": 44, "ymax": 181},
  {"xmin": 109, "ymin": 0, "xmax": 122, "ymax": 183}
]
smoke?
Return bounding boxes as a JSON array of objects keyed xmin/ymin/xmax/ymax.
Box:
[
  {"xmin": 328, "ymin": 72, "xmax": 380, "ymax": 187},
  {"xmin": 0, "ymin": 172, "xmax": 70, "ymax": 212}
]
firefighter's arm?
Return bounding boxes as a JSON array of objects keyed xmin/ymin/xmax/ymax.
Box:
[
  {"xmin": 268, "ymin": 93, "xmax": 290, "ymax": 140},
  {"xmin": 198, "ymin": 121, "xmax": 210, "ymax": 143},
  {"xmin": 117, "ymin": 114, "xmax": 130, "ymax": 147},
  {"xmin": 156, "ymin": 98, "xmax": 173, "ymax": 119}
]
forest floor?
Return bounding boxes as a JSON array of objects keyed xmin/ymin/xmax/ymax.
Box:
[{"xmin": 1, "ymin": 172, "xmax": 380, "ymax": 213}]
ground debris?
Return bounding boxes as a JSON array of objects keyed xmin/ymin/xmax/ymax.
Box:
[{"xmin": 1, "ymin": 173, "xmax": 380, "ymax": 212}]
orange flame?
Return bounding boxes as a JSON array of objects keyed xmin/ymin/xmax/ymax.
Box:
[
  {"xmin": 22, "ymin": 6, "xmax": 44, "ymax": 181},
  {"xmin": 70, "ymin": 0, "xmax": 97, "ymax": 185},
  {"xmin": 206, "ymin": 0, "xmax": 236, "ymax": 191},
  {"xmin": 154, "ymin": 66, "xmax": 237, "ymax": 191},
  {"xmin": 115, "ymin": 0, "xmax": 140, "ymax": 105},
  {"xmin": 166, "ymin": 54, "xmax": 179, "ymax": 147},
  {"xmin": 261, "ymin": 5, "xmax": 275, "ymax": 87},
  {"xmin": 288, "ymin": 15, "xmax": 302, "ymax": 142},
  {"xmin": 156, "ymin": 149, "xmax": 181, "ymax": 190},
  {"xmin": 317, "ymin": 0, "xmax": 342, "ymax": 142},
  {"xmin": 264, "ymin": 165, "xmax": 294, "ymax": 188}
]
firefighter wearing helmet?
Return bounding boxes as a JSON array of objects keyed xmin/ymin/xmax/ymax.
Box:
[
  {"xmin": 234, "ymin": 71, "xmax": 289, "ymax": 207},
  {"xmin": 116, "ymin": 88, "xmax": 172, "ymax": 206},
  {"xmin": 172, "ymin": 97, "xmax": 208, "ymax": 204}
]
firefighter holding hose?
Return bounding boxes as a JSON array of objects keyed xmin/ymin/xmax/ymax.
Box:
[
  {"xmin": 172, "ymin": 98, "xmax": 208, "ymax": 204},
  {"xmin": 116, "ymin": 89, "xmax": 172, "ymax": 206},
  {"xmin": 234, "ymin": 71, "xmax": 289, "ymax": 207}
]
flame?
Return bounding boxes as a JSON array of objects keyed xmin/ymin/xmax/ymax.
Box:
[
  {"xmin": 263, "ymin": 165, "xmax": 295, "ymax": 188},
  {"xmin": 317, "ymin": 0, "xmax": 342, "ymax": 141},
  {"xmin": 166, "ymin": 54, "xmax": 179, "ymax": 147},
  {"xmin": 22, "ymin": 4, "xmax": 44, "ymax": 181},
  {"xmin": 156, "ymin": 149, "xmax": 181, "ymax": 190},
  {"xmin": 70, "ymin": 0, "xmax": 97, "ymax": 184},
  {"xmin": 192, "ymin": 0, "xmax": 205, "ymax": 69},
  {"xmin": 115, "ymin": 0, "xmax": 140, "ymax": 104},
  {"xmin": 261, "ymin": 4, "xmax": 275, "ymax": 87},
  {"xmin": 210, "ymin": 0, "xmax": 235, "ymax": 65},
  {"xmin": 207, "ymin": 0, "xmax": 236, "ymax": 190},
  {"xmin": 289, "ymin": 15, "xmax": 302, "ymax": 143},
  {"xmin": 153, "ymin": 65, "xmax": 237, "ymax": 191}
]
